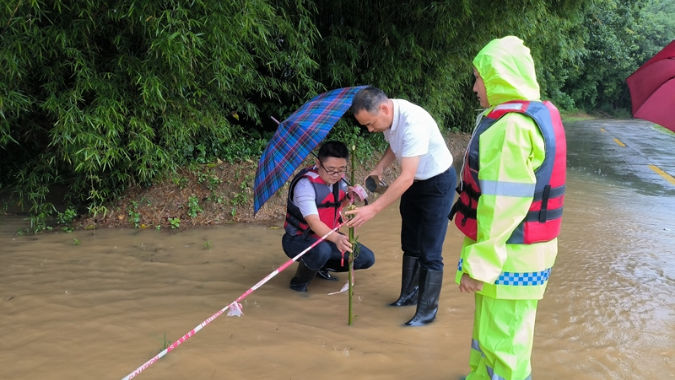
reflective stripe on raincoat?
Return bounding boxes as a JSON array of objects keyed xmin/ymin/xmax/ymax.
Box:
[{"xmin": 454, "ymin": 37, "xmax": 566, "ymax": 300}]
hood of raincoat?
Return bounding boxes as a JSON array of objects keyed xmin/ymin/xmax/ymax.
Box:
[{"xmin": 473, "ymin": 36, "xmax": 540, "ymax": 107}]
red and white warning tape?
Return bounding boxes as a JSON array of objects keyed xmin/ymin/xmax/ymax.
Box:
[{"xmin": 121, "ymin": 221, "xmax": 347, "ymax": 380}]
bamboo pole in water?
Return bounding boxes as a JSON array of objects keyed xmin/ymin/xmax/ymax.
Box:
[{"xmin": 348, "ymin": 145, "xmax": 356, "ymax": 325}]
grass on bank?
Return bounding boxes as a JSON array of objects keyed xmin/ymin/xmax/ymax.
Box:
[
  {"xmin": 560, "ymin": 110, "xmax": 595, "ymax": 123},
  {"xmin": 652, "ymin": 124, "xmax": 675, "ymax": 136}
]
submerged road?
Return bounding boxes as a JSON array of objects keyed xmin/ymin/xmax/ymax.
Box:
[
  {"xmin": 1, "ymin": 117, "xmax": 674, "ymax": 380},
  {"xmin": 534, "ymin": 118, "xmax": 675, "ymax": 379},
  {"xmin": 566, "ymin": 118, "xmax": 675, "ymax": 194}
]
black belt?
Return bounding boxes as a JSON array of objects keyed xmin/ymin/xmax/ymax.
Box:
[{"xmin": 413, "ymin": 167, "xmax": 452, "ymax": 183}]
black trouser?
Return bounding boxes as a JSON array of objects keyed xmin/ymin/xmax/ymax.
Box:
[{"xmin": 399, "ymin": 167, "xmax": 456, "ymax": 271}]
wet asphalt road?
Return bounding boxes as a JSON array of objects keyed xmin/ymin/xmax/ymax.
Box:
[{"xmin": 565, "ymin": 118, "xmax": 675, "ymax": 197}]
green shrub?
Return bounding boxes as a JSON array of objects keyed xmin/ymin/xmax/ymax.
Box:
[
  {"xmin": 187, "ymin": 195, "xmax": 203, "ymax": 218},
  {"xmin": 1, "ymin": 0, "xmax": 321, "ymax": 223},
  {"xmin": 3, "ymin": 0, "xmax": 665, "ymax": 226}
]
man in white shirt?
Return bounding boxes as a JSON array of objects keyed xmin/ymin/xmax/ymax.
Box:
[
  {"xmin": 282, "ymin": 141, "xmax": 375, "ymax": 292},
  {"xmin": 347, "ymin": 86, "xmax": 456, "ymax": 326}
]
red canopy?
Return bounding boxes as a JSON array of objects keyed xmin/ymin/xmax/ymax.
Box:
[{"xmin": 626, "ymin": 40, "xmax": 675, "ymax": 132}]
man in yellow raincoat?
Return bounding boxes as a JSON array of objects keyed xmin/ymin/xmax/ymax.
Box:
[{"xmin": 451, "ymin": 36, "xmax": 567, "ymax": 380}]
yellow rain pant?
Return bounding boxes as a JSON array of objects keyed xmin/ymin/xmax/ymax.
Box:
[{"xmin": 467, "ymin": 294, "xmax": 538, "ymax": 380}]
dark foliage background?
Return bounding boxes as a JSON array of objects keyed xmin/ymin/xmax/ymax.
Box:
[{"xmin": 1, "ymin": 0, "xmax": 673, "ymax": 229}]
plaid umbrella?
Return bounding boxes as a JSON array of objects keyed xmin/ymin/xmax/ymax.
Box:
[{"xmin": 254, "ymin": 86, "xmax": 367, "ymax": 214}]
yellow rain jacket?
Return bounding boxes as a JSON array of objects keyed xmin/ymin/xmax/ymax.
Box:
[{"xmin": 455, "ymin": 36, "xmax": 559, "ymax": 300}]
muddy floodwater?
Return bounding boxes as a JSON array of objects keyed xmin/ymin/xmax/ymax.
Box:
[{"xmin": 2, "ymin": 120, "xmax": 675, "ymax": 379}]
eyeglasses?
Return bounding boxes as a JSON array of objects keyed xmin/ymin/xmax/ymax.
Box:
[{"xmin": 319, "ymin": 162, "xmax": 348, "ymax": 176}]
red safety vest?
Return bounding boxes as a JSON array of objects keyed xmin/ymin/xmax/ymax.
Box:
[
  {"xmin": 284, "ymin": 167, "xmax": 346, "ymax": 238},
  {"xmin": 450, "ymin": 100, "xmax": 567, "ymax": 244}
]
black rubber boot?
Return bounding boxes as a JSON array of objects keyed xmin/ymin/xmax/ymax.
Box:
[
  {"xmin": 289, "ymin": 261, "xmax": 318, "ymax": 292},
  {"xmin": 317, "ymin": 268, "xmax": 339, "ymax": 281},
  {"xmin": 317, "ymin": 258, "xmax": 352, "ymax": 281},
  {"xmin": 404, "ymin": 268, "xmax": 443, "ymax": 326},
  {"xmin": 322, "ymin": 259, "xmax": 350, "ymax": 272},
  {"xmin": 390, "ymin": 256, "xmax": 420, "ymax": 306}
]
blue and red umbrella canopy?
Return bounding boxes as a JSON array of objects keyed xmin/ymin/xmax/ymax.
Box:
[{"xmin": 253, "ymin": 86, "xmax": 367, "ymax": 214}]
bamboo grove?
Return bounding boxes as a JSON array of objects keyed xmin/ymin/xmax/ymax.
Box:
[{"xmin": 1, "ymin": 0, "xmax": 673, "ymax": 228}]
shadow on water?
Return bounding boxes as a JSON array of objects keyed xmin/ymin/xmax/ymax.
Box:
[{"xmin": 1, "ymin": 119, "xmax": 675, "ymax": 379}]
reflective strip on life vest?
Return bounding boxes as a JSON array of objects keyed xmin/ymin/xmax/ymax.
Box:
[
  {"xmin": 532, "ymin": 184, "xmax": 566, "ymax": 201},
  {"xmin": 479, "ymin": 180, "xmax": 535, "ymax": 197},
  {"xmin": 453, "ymin": 100, "xmax": 566, "ymax": 245},
  {"xmin": 458, "ymin": 259, "xmax": 552, "ymax": 286},
  {"xmin": 523, "ymin": 207, "xmax": 563, "ymax": 222}
]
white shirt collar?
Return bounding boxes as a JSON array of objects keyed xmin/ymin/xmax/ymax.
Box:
[{"xmin": 390, "ymin": 99, "xmax": 401, "ymax": 132}]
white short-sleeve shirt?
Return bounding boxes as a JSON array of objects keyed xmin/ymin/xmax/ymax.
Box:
[{"xmin": 384, "ymin": 99, "xmax": 453, "ymax": 180}]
